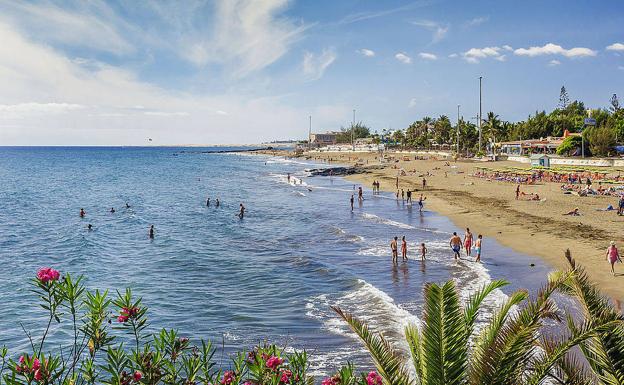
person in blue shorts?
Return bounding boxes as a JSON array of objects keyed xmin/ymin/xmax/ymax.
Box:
[{"xmin": 450, "ymin": 232, "xmax": 462, "ymax": 260}]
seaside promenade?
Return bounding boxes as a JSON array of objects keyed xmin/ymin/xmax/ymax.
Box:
[{"xmin": 288, "ymin": 150, "xmax": 624, "ymax": 303}]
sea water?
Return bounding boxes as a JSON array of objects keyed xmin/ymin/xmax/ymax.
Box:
[{"xmin": 0, "ymin": 147, "xmax": 559, "ymax": 375}]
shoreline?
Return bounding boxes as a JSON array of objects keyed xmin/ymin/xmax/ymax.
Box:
[{"xmin": 262, "ymin": 149, "xmax": 624, "ymax": 303}]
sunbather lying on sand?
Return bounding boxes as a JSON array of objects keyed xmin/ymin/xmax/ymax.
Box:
[{"xmin": 563, "ymin": 207, "xmax": 580, "ymax": 216}]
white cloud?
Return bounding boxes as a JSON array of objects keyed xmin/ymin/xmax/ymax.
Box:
[
  {"xmin": 395, "ymin": 52, "xmax": 412, "ymax": 64},
  {"xmin": 448, "ymin": 53, "xmax": 458, "ymax": 58},
  {"xmin": 548, "ymin": 59, "xmax": 561, "ymax": 66},
  {"xmin": 513, "ymin": 43, "xmax": 596, "ymax": 58},
  {"xmin": 464, "ymin": 16, "xmax": 488, "ymax": 27},
  {"xmin": 358, "ymin": 48, "xmax": 375, "ymax": 57},
  {"xmin": 0, "ymin": 21, "xmax": 335, "ymax": 145},
  {"xmin": 606, "ymin": 43, "xmax": 624, "ymax": 51},
  {"xmin": 502, "ymin": 45, "xmax": 513, "ymax": 51},
  {"xmin": 462, "ymin": 46, "xmax": 505, "ymax": 63},
  {"xmin": 411, "ymin": 20, "xmax": 449, "ymax": 43},
  {"xmin": 418, "ymin": 52, "xmax": 437, "ymax": 60},
  {"xmin": 303, "ymin": 48, "xmax": 337, "ymax": 80},
  {"xmin": 0, "ymin": 1, "xmax": 134, "ymax": 55}
]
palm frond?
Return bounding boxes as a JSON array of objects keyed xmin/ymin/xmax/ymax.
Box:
[
  {"xmin": 463, "ymin": 279, "xmax": 509, "ymax": 336},
  {"xmin": 333, "ymin": 306, "xmax": 413, "ymax": 385}
]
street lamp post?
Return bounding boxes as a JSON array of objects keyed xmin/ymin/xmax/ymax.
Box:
[
  {"xmin": 478, "ymin": 76, "xmax": 483, "ymax": 154},
  {"xmin": 352, "ymin": 109, "xmax": 356, "ymax": 151},
  {"xmin": 456, "ymin": 104, "xmax": 460, "ymax": 154}
]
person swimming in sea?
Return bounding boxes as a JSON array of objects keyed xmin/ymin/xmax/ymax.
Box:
[
  {"xmin": 239, "ymin": 203, "xmax": 246, "ymax": 219},
  {"xmin": 149, "ymin": 225, "xmax": 154, "ymax": 239},
  {"xmin": 87, "ymin": 224, "xmax": 93, "ymax": 231},
  {"xmin": 206, "ymin": 197, "xmax": 210, "ymax": 207},
  {"xmin": 125, "ymin": 203, "xmax": 131, "ymax": 209},
  {"xmin": 110, "ymin": 207, "xmax": 115, "ymax": 213},
  {"xmin": 216, "ymin": 198, "xmax": 220, "ymax": 207},
  {"xmin": 80, "ymin": 208, "xmax": 86, "ymax": 218}
]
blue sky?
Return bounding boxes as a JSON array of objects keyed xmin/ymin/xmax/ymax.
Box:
[{"xmin": 0, "ymin": 0, "xmax": 623, "ymax": 145}]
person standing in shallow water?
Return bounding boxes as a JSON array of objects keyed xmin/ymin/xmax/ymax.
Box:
[
  {"xmin": 450, "ymin": 232, "xmax": 462, "ymax": 260},
  {"xmin": 464, "ymin": 228, "xmax": 473, "ymax": 257},
  {"xmin": 420, "ymin": 242, "xmax": 427, "ymax": 261},
  {"xmin": 358, "ymin": 187, "xmax": 363, "ymax": 202},
  {"xmin": 401, "ymin": 236, "xmax": 407, "ymax": 261},
  {"xmin": 149, "ymin": 225, "xmax": 154, "ymax": 239},
  {"xmin": 80, "ymin": 208, "xmax": 86, "ymax": 218},
  {"xmin": 216, "ymin": 198, "xmax": 220, "ymax": 208},
  {"xmin": 206, "ymin": 197, "xmax": 210, "ymax": 207},
  {"xmin": 475, "ymin": 234, "xmax": 483, "ymax": 262},
  {"xmin": 239, "ymin": 203, "xmax": 246, "ymax": 219},
  {"xmin": 390, "ymin": 237, "xmax": 398, "ymax": 264},
  {"xmin": 350, "ymin": 194, "xmax": 354, "ymax": 211}
]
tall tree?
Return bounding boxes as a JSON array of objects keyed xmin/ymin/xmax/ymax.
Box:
[
  {"xmin": 611, "ymin": 93, "xmax": 620, "ymax": 113},
  {"xmin": 559, "ymin": 86, "xmax": 570, "ymax": 110}
]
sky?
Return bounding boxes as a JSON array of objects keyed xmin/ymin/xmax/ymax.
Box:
[{"xmin": 0, "ymin": 0, "xmax": 623, "ymax": 145}]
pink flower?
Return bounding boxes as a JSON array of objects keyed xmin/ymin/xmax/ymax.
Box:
[
  {"xmin": 33, "ymin": 358, "xmax": 40, "ymax": 371},
  {"xmin": 18, "ymin": 356, "xmax": 25, "ymax": 364},
  {"xmin": 243, "ymin": 382, "xmax": 253, "ymax": 385},
  {"xmin": 221, "ymin": 371, "xmax": 235, "ymax": 385},
  {"xmin": 322, "ymin": 378, "xmax": 336, "ymax": 385},
  {"xmin": 366, "ymin": 371, "xmax": 382, "ymax": 385},
  {"xmin": 36, "ymin": 268, "xmax": 60, "ymax": 283},
  {"xmin": 133, "ymin": 371, "xmax": 142, "ymax": 382},
  {"xmin": 34, "ymin": 369, "xmax": 42, "ymax": 381},
  {"xmin": 118, "ymin": 315, "xmax": 129, "ymax": 323},
  {"xmin": 266, "ymin": 356, "xmax": 283, "ymax": 370},
  {"xmin": 280, "ymin": 369, "xmax": 292, "ymax": 384}
]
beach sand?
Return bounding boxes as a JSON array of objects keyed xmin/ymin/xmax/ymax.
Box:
[{"xmin": 282, "ymin": 150, "xmax": 624, "ymax": 302}]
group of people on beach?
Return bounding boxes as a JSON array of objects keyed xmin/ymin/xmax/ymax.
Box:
[
  {"xmin": 390, "ymin": 236, "xmax": 427, "ymax": 263},
  {"xmin": 388, "ymin": 228, "xmax": 482, "ymax": 264}
]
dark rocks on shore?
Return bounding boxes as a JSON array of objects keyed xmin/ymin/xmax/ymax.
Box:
[{"xmin": 308, "ymin": 165, "xmax": 384, "ymax": 176}]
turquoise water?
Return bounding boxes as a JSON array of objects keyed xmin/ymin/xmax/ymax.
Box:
[{"xmin": 0, "ymin": 147, "xmax": 557, "ymax": 374}]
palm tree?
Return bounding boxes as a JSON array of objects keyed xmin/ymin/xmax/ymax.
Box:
[{"xmin": 334, "ymin": 274, "xmax": 618, "ymax": 385}]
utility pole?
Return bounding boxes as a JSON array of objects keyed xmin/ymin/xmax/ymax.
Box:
[
  {"xmin": 352, "ymin": 109, "xmax": 356, "ymax": 151},
  {"xmin": 478, "ymin": 76, "xmax": 483, "ymax": 154},
  {"xmin": 308, "ymin": 115, "xmax": 312, "ymax": 151},
  {"xmin": 456, "ymin": 104, "xmax": 460, "ymax": 154}
]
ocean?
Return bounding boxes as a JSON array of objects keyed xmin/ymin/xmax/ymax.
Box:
[{"xmin": 0, "ymin": 147, "xmax": 558, "ymax": 375}]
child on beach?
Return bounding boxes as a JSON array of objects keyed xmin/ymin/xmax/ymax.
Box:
[
  {"xmin": 607, "ymin": 241, "xmax": 621, "ymax": 276},
  {"xmin": 401, "ymin": 236, "xmax": 407, "ymax": 261},
  {"xmin": 420, "ymin": 243, "xmax": 427, "ymax": 261},
  {"xmin": 475, "ymin": 235, "xmax": 482, "ymax": 262}
]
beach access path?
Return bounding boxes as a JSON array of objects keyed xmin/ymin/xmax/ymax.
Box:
[{"xmin": 278, "ymin": 150, "xmax": 624, "ymax": 303}]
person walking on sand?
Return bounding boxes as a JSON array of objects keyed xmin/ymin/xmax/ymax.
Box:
[
  {"xmin": 418, "ymin": 194, "xmax": 426, "ymax": 212},
  {"xmin": 422, "ymin": 177, "xmax": 427, "ymax": 190},
  {"xmin": 420, "ymin": 242, "xmax": 427, "ymax": 261},
  {"xmin": 390, "ymin": 237, "xmax": 398, "ymax": 263},
  {"xmin": 401, "ymin": 236, "xmax": 407, "ymax": 261},
  {"xmin": 475, "ymin": 234, "xmax": 483, "ymax": 262},
  {"xmin": 350, "ymin": 194, "xmax": 354, "ymax": 211},
  {"xmin": 464, "ymin": 228, "xmax": 473, "ymax": 257},
  {"xmin": 618, "ymin": 195, "xmax": 624, "ymax": 216},
  {"xmin": 450, "ymin": 232, "xmax": 462, "ymax": 260},
  {"xmin": 239, "ymin": 203, "xmax": 246, "ymax": 219},
  {"xmin": 149, "ymin": 225, "xmax": 155, "ymax": 239},
  {"xmin": 396, "ymin": 176, "xmax": 399, "ymax": 189},
  {"xmin": 607, "ymin": 241, "xmax": 621, "ymax": 276},
  {"xmin": 516, "ymin": 184, "xmax": 521, "ymax": 200}
]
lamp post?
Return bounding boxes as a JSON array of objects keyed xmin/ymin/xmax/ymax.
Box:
[
  {"xmin": 456, "ymin": 104, "xmax": 460, "ymax": 154},
  {"xmin": 478, "ymin": 76, "xmax": 483, "ymax": 154},
  {"xmin": 352, "ymin": 109, "xmax": 356, "ymax": 151},
  {"xmin": 308, "ymin": 115, "xmax": 312, "ymax": 151}
]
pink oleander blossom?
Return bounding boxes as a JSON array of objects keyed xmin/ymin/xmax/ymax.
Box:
[
  {"xmin": 266, "ymin": 356, "xmax": 283, "ymax": 370},
  {"xmin": 280, "ymin": 369, "xmax": 292, "ymax": 384},
  {"xmin": 32, "ymin": 358, "xmax": 40, "ymax": 371},
  {"xmin": 34, "ymin": 369, "xmax": 42, "ymax": 381},
  {"xmin": 366, "ymin": 371, "xmax": 382, "ymax": 385},
  {"xmin": 37, "ymin": 268, "xmax": 60, "ymax": 283},
  {"xmin": 221, "ymin": 370, "xmax": 235, "ymax": 385},
  {"xmin": 134, "ymin": 371, "xmax": 142, "ymax": 382}
]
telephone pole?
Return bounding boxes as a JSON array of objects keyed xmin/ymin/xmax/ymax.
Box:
[{"xmin": 478, "ymin": 76, "xmax": 483, "ymax": 154}]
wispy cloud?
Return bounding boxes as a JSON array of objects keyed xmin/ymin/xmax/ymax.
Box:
[
  {"xmin": 448, "ymin": 53, "xmax": 458, "ymax": 58},
  {"xmin": 395, "ymin": 52, "xmax": 412, "ymax": 64},
  {"xmin": 357, "ymin": 48, "xmax": 375, "ymax": 57},
  {"xmin": 462, "ymin": 46, "xmax": 506, "ymax": 63},
  {"xmin": 338, "ymin": 0, "xmax": 432, "ymax": 25},
  {"xmin": 514, "ymin": 43, "xmax": 596, "ymax": 58},
  {"xmin": 502, "ymin": 45, "xmax": 513, "ymax": 51},
  {"xmin": 606, "ymin": 43, "xmax": 624, "ymax": 51},
  {"xmin": 548, "ymin": 59, "xmax": 561, "ymax": 66},
  {"xmin": 418, "ymin": 52, "xmax": 437, "ymax": 60},
  {"xmin": 303, "ymin": 48, "xmax": 337, "ymax": 80},
  {"xmin": 464, "ymin": 16, "xmax": 489, "ymax": 27},
  {"xmin": 411, "ymin": 20, "xmax": 449, "ymax": 43}
]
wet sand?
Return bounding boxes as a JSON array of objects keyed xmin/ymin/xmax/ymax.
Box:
[{"xmin": 272, "ymin": 150, "xmax": 624, "ymax": 302}]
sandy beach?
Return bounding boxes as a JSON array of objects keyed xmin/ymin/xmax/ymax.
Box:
[{"xmin": 279, "ymin": 150, "xmax": 624, "ymax": 302}]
